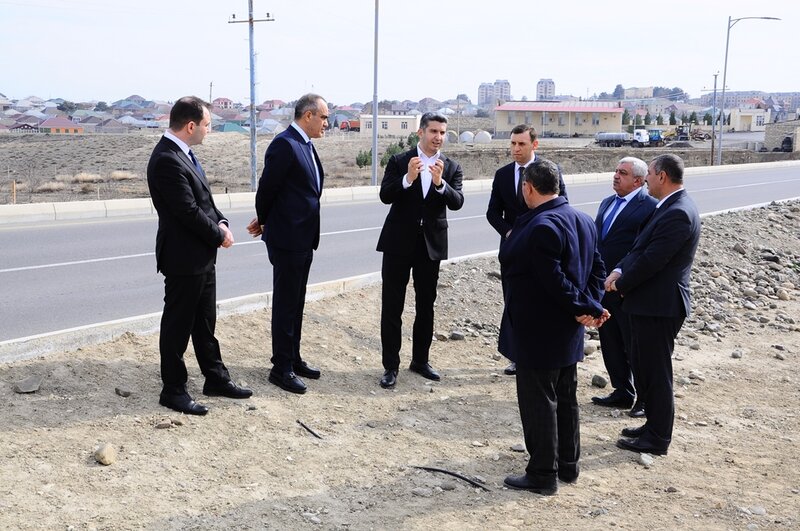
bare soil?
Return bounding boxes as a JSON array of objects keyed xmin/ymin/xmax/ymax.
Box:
[
  {"xmin": 2, "ymin": 132, "xmax": 796, "ymax": 205},
  {"xmin": 1, "ymin": 201, "xmax": 799, "ymax": 529}
]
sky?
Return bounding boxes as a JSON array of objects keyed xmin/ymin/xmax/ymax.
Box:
[{"xmin": 0, "ymin": 0, "xmax": 796, "ymax": 106}]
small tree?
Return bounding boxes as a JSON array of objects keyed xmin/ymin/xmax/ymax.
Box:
[
  {"xmin": 689, "ymin": 111, "xmax": 698, "ymax": 124},
  {"xmin": 380, "ymin": 142, "xmax": 404, "ymax": 168},
  {"xmin": 621, "ymin": 109, "xmax": 631, "ymax": 125},
  {"xmin": 669, "ymin": 111, "xmax": 677, "ymax": 125},
  {"xmin": 355, "ymin": 149, "xmax": 372, "ymax": 169},
  {"xmin": 407, "ymin": 133, "xmax": 419, "ymax": 149},
  {"xmin": 57, "ymin": 100, "xmax": 78, "ymax": 115},
  {"xmin": 703, "ymin": 112, "xmax": 712, "ymax": 126},
  {"xmin": 94, "ymin": 101, "xmax": 109, "ymax": 112},
  {"xmin": 656, "ymin": 114, "xmax": 664, "ymax": 125},
  {"xmin": 612, "ymin": 84, "xmax": 625, "ymax": 100},
  {"xmin": 634, "ymin": 114, "xmax": 643, "ymax": 126},
  {"xmin": 644, "ymin": 112, "xmax": 652, "ymax": 125},
  {"xmin": 680, "ymin": 112, "xmax": 688, "ymax": 124}
]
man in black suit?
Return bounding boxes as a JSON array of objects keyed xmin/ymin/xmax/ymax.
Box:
[
  {"xmin": 147, "ymin": 96, "xmax": 252, "ymax": 416},
  {"xmin": 487, "ymin": 124, "xmax": 567, "ymax": 376},
  {"xmin": 376, "ymin": 112, "xmax": 464, "ymax": 388},
  {"xmin": 606, "ymin": 154, "xmax": 701, "ymax": 456},
  {"xmin": 500, "ymin": 159, "xmax": 607, "ymax": 495},
  {"xmin": 591, "ymin": 157, "xmax": 657, "ymax": 418},
  {"xmin": 247, "ymin": 94, "xmax": 328, "ymax": 395}
]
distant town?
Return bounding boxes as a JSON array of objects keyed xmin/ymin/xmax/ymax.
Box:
[{"xmin": 1, "ymin": 78, "xmax": 798, "ymax": 149}]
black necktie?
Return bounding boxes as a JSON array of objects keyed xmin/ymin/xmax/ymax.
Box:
[{"xmin": 517, "ymin": 166, "xmax": 525, "ymax": 206}]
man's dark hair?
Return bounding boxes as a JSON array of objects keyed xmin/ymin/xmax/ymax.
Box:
[
  {"xmin": 511, "ymin": 124, "xmax": 537, "ymax": 142},
  {"xmin": 169, "ymin": 96, "xmax": 211, "ymax": 131},
  {"xmin": 651, "ymin": 153, "xmax": 684, "ymax": 184},
  {"xmin": 524, "ymin": 158, "xmax": 560, "ymax": 195},
  {"xmin": 419, "ymin": 112, "xmax": 448, "ymax": 130},
  {"xmin": 294, "ymin": 93, "xmax": 325, "ymax": 120}
]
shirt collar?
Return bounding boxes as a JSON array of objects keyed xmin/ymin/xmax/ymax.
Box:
[
  {"xmin": 417, "ymin": 145, "xmax": 440, "ymax": 162},
  {"xmin": 291, "ymin": 121, "xmax": 311, "ymax": 143},
  {"xmin": 656, "ymin": 187, "xmax": 684, "ymax": 208},
  {"xmin": 163, "ymin": 129, "xmax": 191, "ymax": 158}
]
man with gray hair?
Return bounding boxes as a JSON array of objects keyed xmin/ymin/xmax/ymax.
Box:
[
  {"xmin": 248, "ymin": 93, "xmax": 328, "ymax": 394},
  {"xmin": 591, "ymin": 157, "xmax": 656, "ymax": 418}
]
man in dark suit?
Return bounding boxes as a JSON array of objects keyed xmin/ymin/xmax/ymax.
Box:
[
  {"xmin": 606, "ymin": 154, "xmax": 701, "ymax": 456},
  {"xmin": 376, "ymin": 112, "xmax": 464, "ymax": 388},
  {"xmin": 247, "ymin": 94, "xmax": 328, "ymax": 395},
  {"xmin": 591, "ymin": 157, "xmax": 657, "ymax": 418},
  {"xmin": 147, "ymin": 96, "xmax": 252, "ymax": 416},
  {"xmin": 486, "ymin": 124, "xmax": 567, "ymax": 376},
  {"xmin": 500, "ymin": 158, "xmax": 607, "ymax": 495}
]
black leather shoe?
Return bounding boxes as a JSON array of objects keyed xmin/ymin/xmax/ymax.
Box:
[
  {"xmin": 409, "ymin": 361, "xmax": 441, "ymax": 381},
  {"xmin": 292, "ymin": 361, "xmax": 321, "ymax": 380},
  {"xmin": 380, "ymin": 369, "xmax": 398, "ymax": 388},
  {"xmin": 628, "ymin": 401, "xmax": 646, "ymax": 418},
  {"xmin": 621, "ymin": 424, "xmax": 647, "ymax": 438},
  {"xmin": 616, "ymin": 437, "xmax": 668, "ymax": 456},
  {"xmin": 268, "ymin": 371, "xmax": 307, "ymax": 394},
  {"xmin": 503, "ymin": 362, "xmax": 517, "ymax": 375},
  {"xmin": 159, "ymin": 392, "xmax": 209, "ymax": 416},
  {"xmin": 202, "ymin": 380, "xmax": 253, "ymax": 399},
  {"xmin": 591, "ymin": 392, "xmax": 634, "ymax": 408},
  {"xmin": 558, "ymin": 464, "xmax": 579, "ymax": 484},
  {"xmin": 504, "ymin": 474, "xmax": 557, "ymax": 495}
]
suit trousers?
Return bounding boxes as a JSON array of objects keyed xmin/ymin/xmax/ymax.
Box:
[
  {"xmin": 598, "ymin": 294, "xmax": 636, "ymax": 399},
  {"xmin": 380, "ymin": 231, "xmax": 440, "ymax": 370},
  {"xmin": 515, "ymin": 362, "xmax": 580, "ymax": 485},
  {"xmin": 267, "ymin": 246, "xmax": 313, "ymax": 373},
  {"xmin": 159, "ymin": 269, "xmax": 229, "ymax": 393},
  {"xmin": 628, "ymin": 313, "xmax": 685, "ymax": 448}
]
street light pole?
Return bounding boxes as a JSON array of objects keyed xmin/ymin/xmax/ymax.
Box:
[
  {"xmin": 710, "ymin": 72, "xmax": 718, "ymax": 165},
  {"xmin": 716, "ymin": 15, "xmax": 780, "ymax": 166}
]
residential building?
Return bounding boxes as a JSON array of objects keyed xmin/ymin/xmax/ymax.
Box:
[
  {"xmin": 494, "ymin": 100, "xmax": 623, "ymax": 138},
  {"xmin": 212, "ymin": 97, "xmax": 234, "ymax": 110},
  {"xmin": 624, "ymin": 87, "xmax": 654, "ymax": 99},
  {"xmin": 730, "ymin": 108, "xmax": 771, "ymax": 132},
  {"xmin": 39, "ymin": 117, "xmax": 84, "ymax": 134},
  {"xmin": 536, "ymin": 79, "xmax": 555, "ymax": 100},
  {"xmin": 359, "ymin": 114, "xmax": 421, "ymax": 137},
  {"xmin": 478, "ymin": 83, "xmax": 494, "ymax": 106}
]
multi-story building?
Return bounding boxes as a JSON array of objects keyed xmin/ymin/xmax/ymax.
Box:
[
  {"xmin": 536, "ymin": 79, "xmax": 555, "ymax": 100},
  {"xmin": 478, "ymin": 83, "xmax": 494, "ymax": 106},
  {"xmin": 478, "ymin": 80, "xmax": 512, "ymax": 107}
]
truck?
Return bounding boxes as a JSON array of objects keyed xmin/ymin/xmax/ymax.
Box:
[
  {"xmin": 340, "ymin": 119, "xmax": 360, "ymax": 132},
  {"xmin": 595, "ymin": 129, "xmax": 651, "ymax": 147}
]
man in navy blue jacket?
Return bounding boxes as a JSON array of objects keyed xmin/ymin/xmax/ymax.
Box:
[
  {"xmin": 500, "ymin": 158, "xmax": 607, "ymax": 495},
  {"xmin": 606, "ymin": 154, "xmax": 701, "ymax": 456},
  {"xmin": 248, "ymin": 94, "xmax": 328, "ymax": 395},
  {"xmin": 591, "ymin": 157, "xmax": 657, "ymax": 418}
]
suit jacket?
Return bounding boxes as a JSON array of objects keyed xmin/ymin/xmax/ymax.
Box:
[
  {"xmin": 376, "ymin": 148, "xmax": 464, "ymax": 260},
  {"xmin": 615, "ymin": 189, "xmax": 701, "ymax": 318},
  {"xmin": 147, "ymin": 136, "xmax": 226, "ymax": 276},
  {"xmin": 499, "ymin": 196, "xmax": 605, "ymax": 370},
  {"xmin": 255, "ymin": 125, "xmax": 324, "ymax": 252},
  {"xmin": 486, "ymin": 156, "xmax": 567, "ymax": 241},
  {"xmin": 595, "ymin": 187, "xmax": 658, "ymax": 280}
]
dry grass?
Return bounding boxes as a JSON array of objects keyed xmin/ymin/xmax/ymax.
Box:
[
  {"xmin": 33, "ymin": 181, "xmax": 66, "ymax": 193},
  {"xmin": 109, "ymin": 170, "xmax": 137, "ymax": 181},
  {"xmin": 72, "ymin": 172, "xmax": 104, "ymax": 183}
]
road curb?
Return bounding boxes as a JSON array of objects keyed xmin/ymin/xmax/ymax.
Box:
[
  {"xmin": 0, "ymin": 251, "xmax": 497, "ymax": 363},
  {"xmin": 3, "ymin": 161, "xmax": 797, "ymax": 225}
]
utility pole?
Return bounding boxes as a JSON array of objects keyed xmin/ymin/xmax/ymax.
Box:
[
  {"xmin": 209, "ymin": 81, "xmax": 213, "ymax": 104},
  {"xmin": 229, "ymin": 2, "xmax": 274, "ymax": 191},
  {"xmin": 371, "ymin": 0, "xmax": 379, "ymax": 186}
]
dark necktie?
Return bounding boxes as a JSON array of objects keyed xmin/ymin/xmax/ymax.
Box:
[
  {"xmin": 601, "ymin": 196, "xmax": 626, "ymax": 238},
  {"xmin": 307, "ymin": 141, "xmax": 320, "ymax": 191},
  {"xmin": 516, "ymin": 166, "xmax": 525, "ymax": 206},
  {"xmin": 188, "ymin": 149, "xmax": 203, "ymax": 175}
]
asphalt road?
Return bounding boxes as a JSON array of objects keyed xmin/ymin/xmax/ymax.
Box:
[{"xmin": 2, "ymin": 163, "xmax": 799, "ymax": 342}]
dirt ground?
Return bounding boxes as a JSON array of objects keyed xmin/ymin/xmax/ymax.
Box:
[
  {"xmin": 1, "ymin": 200, "xmax": 799, "ymax": 529},
  {"xmin": 3, "ymin": 131, "xmax": 794, "ymax": 205}
]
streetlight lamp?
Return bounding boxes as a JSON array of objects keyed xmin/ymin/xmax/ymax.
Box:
[{"xmin": 716, "ymin": 15, "xmax": 780, "ymax": 166}]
